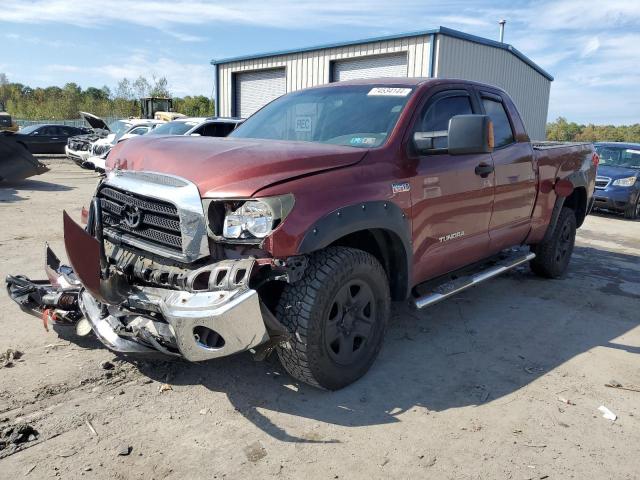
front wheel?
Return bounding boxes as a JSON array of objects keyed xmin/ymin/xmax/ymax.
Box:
[
  {"xmin": 624, "ymin": 194, "xmax": 640, "ymax": 220},
  {"xmin": 276, "ymin": 247, "xmax": 390, "ymax": 390},
  {"xmin": 530, "ymin": 206, "xmax": 577, "ymax": 278}
]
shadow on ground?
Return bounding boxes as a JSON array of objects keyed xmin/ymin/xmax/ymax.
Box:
[
  {"xmin": 0, "ymin": 179, "xmax": 74, "ymax": 203},
  {"xmin": 64, "ymin": 245, "xmax": 640, "ymax": 443}
]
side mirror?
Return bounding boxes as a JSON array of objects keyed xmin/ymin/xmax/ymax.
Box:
[
  {"xmin": 448, "ymin": 115, "xmax": 494, "ymax": 155},
  {"xmin": 412, "ymin": 131, "xmax": 446, "ymax": 155}
]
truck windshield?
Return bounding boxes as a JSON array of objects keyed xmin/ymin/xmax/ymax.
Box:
[
  {"xmin": 230, "ymin": 85, "xmax": 414, "ymax": 148},
  {"xmin": 108, "ymin": 120, "xmax": 131, "ymax": 139},
  {"xmin": 595, "ymin": 145, "xmax": 640, "ymax": 169},
  {"xmin": 149, "ymin": 121, "xmax": 199, "ymax": 136}
]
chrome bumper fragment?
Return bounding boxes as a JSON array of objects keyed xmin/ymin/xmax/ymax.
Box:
[{"xmin": 79, "ymin": 286, "xmax": 270, "ymax": 361}]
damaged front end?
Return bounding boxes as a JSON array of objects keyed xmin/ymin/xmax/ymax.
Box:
[{"xmin": 6, "ymin": 170, "xmax": 292, "ymax": 361}]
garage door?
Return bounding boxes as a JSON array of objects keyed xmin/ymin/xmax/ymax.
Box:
[
  {"xmin": 234, "ymin": 69, "xmax": 286, "ymax": 118},
  {"xmin": 332, "ymin": 53, "xmax": 408, "ymax": 82}
]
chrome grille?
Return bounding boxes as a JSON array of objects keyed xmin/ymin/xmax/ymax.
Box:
[
  {"xmin": 595, "ymin": 176, "xmax": 611, "ymax": 189},
  {"xmin": 91, "ymin": 143, "xmax": 112, "ymax": 157},
  {"xmin": 98, "ymin": 186, "xmax": 182, "ymax": 252}
]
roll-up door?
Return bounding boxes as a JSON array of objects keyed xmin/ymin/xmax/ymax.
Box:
[
  {"xmin": 332, "ymin": 53, "xmax": 408, "ymax": 82},
  {"xmin": 233, "ymin": 68, "xmax": 286, "ymax": 118}
]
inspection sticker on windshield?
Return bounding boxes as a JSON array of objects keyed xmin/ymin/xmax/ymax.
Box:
[
  {"xmin": 295, "ymin": 116, "xmax": 312, "ymax": 132},
  {"xmin": 368, "ymin": 87, "xmax": 412, "ymax": 97},
  {"xmin": 350, "ymin": 137, "xmax": 377, "ymax": 146}
]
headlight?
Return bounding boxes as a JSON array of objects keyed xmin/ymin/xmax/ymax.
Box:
[
  {"xmin": 203, "ymin": 194, "xmax": 294, "ymax": 242},
  {"xmin": 612, "ymin": 176, "xmax": 637, "ymax": 187},
  {"xmin": 224, "ymin": 201, "xmax": 273, "ymax": 239}
]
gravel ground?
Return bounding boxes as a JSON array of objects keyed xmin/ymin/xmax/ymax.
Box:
[{"xmin": 0, "ymin": 159, "xmax": 639, "ymax": 479}]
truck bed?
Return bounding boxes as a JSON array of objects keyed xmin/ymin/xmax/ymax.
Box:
[{"xmin": 532, "ymin": 141, "xmax": 592, "ymax": 150}]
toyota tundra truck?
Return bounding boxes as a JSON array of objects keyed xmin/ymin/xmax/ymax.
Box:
[{"xmin": 6, "ymin": 78, "xmax": 597, "ymax": 390}]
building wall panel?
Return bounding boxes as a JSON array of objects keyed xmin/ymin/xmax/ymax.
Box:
[
  {"xmin": 217, "ymin": 35, "xmax": 432, "ymax": 117},
  {"xmin": 435, "ymin": 35, "xmax": 550, "ymax": 140}
]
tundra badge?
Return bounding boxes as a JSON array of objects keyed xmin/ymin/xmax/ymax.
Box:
[{"xmin": 439, "ymin": 231, "xmax": 465, "ymax": 243}]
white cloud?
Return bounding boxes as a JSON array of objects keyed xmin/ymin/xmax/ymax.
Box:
[
  {"xmin": 46, "ymin": 53, "xmax": 213, "ymax": 96},
  {"xmin": 3, "ymin": 0, "xmax": 640, "ymax": 123},
  {"xmin": 581, "ymin": 37, "xmax": 600, "ymax": 57}
]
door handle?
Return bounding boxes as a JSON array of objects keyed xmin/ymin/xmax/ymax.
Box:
[{"xmin": 475, "ymin": 163, "xmax": 494, "ymax": 178}]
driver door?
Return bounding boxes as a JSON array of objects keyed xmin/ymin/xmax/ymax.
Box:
[{"xmin": 409, "ymin": 89, "xmax": 496, "ymax": 283}]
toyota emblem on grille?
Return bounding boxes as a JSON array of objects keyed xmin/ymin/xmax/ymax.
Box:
[{"xmin": 122, "ymin": 205, "xmax": 143, "ymax": 229}]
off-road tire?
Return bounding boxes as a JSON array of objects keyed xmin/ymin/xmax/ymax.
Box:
[
  {"xmin": 276, "ymin": 247, "xmax": 390, "ymax": 390},
  {"xmin": 623, "ymin": 194, "xmax": 640, "ymax": 220},
  {"xmin": 530, "ymin": 206, "xmax": 577, "ymax": 278}
]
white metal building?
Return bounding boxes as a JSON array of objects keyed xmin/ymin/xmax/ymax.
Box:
[{"xmin": 211, "ymin": 26, "xmax": 553, "ymax": 140}]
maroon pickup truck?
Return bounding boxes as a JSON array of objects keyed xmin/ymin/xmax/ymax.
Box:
[{"xmin": 7, "ymin": 78, "xmax": 597, "ymax": 389}]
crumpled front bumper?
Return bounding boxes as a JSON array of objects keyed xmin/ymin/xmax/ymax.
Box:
[
  {"xmin": 78, "ymin": 284, "xmax": 270, "ymax": 361},
  {"xmin": 6, "ymin": 210, "xmax": 279, "ymax": 361},
  {"xmin": 65, "ymin": 146, "xmax": 90, "ymax": 164}
]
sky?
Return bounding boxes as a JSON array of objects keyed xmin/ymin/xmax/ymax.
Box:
[{"xmin": 1, "ymin": 0, "xmax": 639, "ymax": 125}]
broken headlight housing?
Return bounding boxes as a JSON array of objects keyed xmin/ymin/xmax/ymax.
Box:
[{"xmin": 203, "ymin": 194, "xmax": 294, "ymax": 242}]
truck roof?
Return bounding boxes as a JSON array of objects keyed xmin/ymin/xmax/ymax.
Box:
[{"xmin": 306, "ymin": 77, "xmax": 509, "ymax": 94}]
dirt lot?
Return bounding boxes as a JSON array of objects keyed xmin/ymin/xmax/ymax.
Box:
[{"xmin": 0, "ymin": 160, "xmax": 639, "ymax": 479}]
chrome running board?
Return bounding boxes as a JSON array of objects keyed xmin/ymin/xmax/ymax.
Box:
[{"xmin": 414, "ymin": 251, "xmax": 536, "ymax": 309}]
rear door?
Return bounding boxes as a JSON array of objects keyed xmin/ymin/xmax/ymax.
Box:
[
  {"xmin": 27, "ymin": 126, "xmax": 57, "ymax": 153},
  {"xmin": 58, "ymin": 126, "xmax": 77, "ymax": 153},
  {"xmin": 409, "ymin": 88, "xmax": 496, "ymax": 283},
  {"xmin": 478, "ymin": 91, "xmax": 537, "ymax": 252}
]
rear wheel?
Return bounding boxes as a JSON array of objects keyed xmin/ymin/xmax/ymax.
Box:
[
  {"xmin": 276, "ymin": 247, "xmax": 390, "ymax": 390},
  {"xmin": 624, "ymin": 194, "xmax": 640, "ymax": 220},
  {"xmin": 530, "ymin": 206, "xmax": 576, "ymax": 278}
]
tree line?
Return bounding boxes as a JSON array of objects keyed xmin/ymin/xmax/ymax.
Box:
[
  {"xmin": 546, "ymin": 117, "xmax": 640, "ymax": 143},
  {"xmin": 0, "ymin": 73, "xmax": 214, "ymax": 120},
  {"xmin": 2, "ymin": 73, "xmax": 638, "ymax": 141}
]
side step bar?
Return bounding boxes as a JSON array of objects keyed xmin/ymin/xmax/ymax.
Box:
[{"xmin": 414, "ymin": 252, "xmax": 536, "ymax": 309}]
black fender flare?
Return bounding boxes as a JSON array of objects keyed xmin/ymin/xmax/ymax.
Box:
[
  {"xmin": 298, "ymin": 201, "xmax": 412, "ymax": 299},
  {"xmin": 542, "ymin": 168, "xmax": 590, "ymax": 243}
]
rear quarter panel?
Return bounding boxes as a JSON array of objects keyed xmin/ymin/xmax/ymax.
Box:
[{"xmin": 527, "ymin": 143, "xmax": 596, "ymax": 244}]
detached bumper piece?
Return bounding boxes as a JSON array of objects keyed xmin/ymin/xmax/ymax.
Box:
[
  {"xmin": 5, "ymin": 212, "xmax": 280, "ymax": 361},
  {"xmin": 5, "ymin": 245, "xmax": 83, "ymax": 330}
]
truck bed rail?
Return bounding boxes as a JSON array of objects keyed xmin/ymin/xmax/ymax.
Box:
[{"xmin": 532, "ymin": 141, "xmax": 592, "ymax": 150}]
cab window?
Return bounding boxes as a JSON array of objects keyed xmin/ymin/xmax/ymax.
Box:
[
  {"xmin": 481, "ymin": 97, "xmax": 514, "ymax": 148},
  {"xmin": 417, "ymin": 95, "xmax": 473, "ymax": 149}
]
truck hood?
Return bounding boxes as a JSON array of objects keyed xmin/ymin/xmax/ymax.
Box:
[
  {"xmin": 80, "ymin": 111, "xmax": 110, "ymax": 131},
  {"xmin": 107, "ymin": 136, "xmax": 368, "ymax": 197},
  {"xmin": 597, "ymin": 165, "xmax": 640, "ymax": 180}
]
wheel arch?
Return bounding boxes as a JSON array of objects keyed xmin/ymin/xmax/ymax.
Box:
[
  {"xmin": 297, "ymin": 201, "xmax": 412, "ymax": 301},
  {"xmin": 563, "ymin": 186, "xmax": 588, "ymax": 227}
]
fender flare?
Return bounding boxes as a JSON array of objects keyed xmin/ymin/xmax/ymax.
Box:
[{"xmin": 298, "ymin": 201, "xmax": 412, "ymax": 299}]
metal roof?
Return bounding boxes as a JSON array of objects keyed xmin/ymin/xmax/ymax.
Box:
[{"xmin": 210, "ymin": 26, "xmax": 553, "ymax": 81}]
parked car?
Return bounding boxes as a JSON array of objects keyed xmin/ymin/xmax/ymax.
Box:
[
  {"xmin": 67, "ymin": 115, "xmax": 163, "ymax": 167},
  {"xmin": 593, "ymin": 142, "xmax": 640, "ymax": 219},
  {"xmin": 4, "ymin": 124, "xmax": 91, "ymax": 154},
  {"xmin": 147, "ymin": 117, "xmax": 243, "ymax": 137},
  {"xmin": 83, "ymin": 120, "xmax": 165, "ymax": 172},
  {"xmin": 6, "ymin": 78, "xmax": 596, "ymax": 390},
  {"xmin": 65, "ymin": 112, "xmax": 112, "ymax": 165}
]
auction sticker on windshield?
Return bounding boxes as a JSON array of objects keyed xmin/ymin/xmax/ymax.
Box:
[
  {"xmin": 295, "ymin": 116, "xmax": 312, "ymax": 132},
  {"xmin": 367, "ymin": 87, "xmax": 412, "ymax": 97}
]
